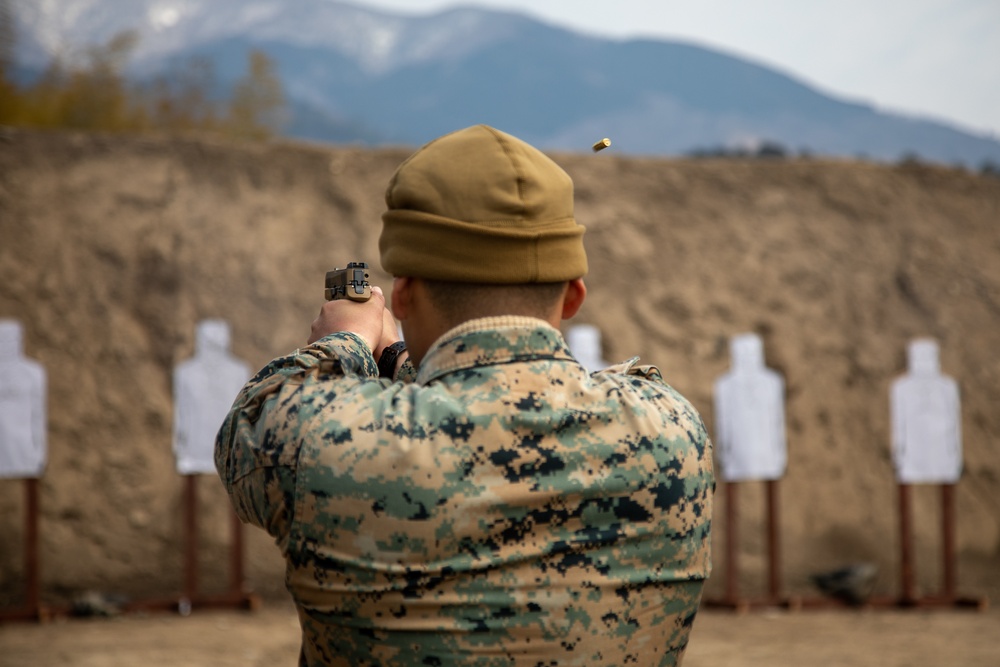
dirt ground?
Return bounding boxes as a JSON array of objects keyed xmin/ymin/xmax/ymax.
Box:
[{"xmin": 1, "ymin": 598, "xmax": 997, "ymax": 666}]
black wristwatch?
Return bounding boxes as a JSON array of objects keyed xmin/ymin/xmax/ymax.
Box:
[{"xmin": 378, "ymin": 341, "xmax": 407, "ymax": 379}]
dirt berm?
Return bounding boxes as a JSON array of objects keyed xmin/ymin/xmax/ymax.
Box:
[{"xmin": 1, "ymin": 128, "xmax": 998, "ymax": 607}]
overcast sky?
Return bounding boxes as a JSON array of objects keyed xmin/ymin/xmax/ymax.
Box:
[{"xmin": 365, "ymin": 0, "xmax": 1000, "ymax": 138}]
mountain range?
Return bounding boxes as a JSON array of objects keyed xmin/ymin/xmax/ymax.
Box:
[{"xmin": 11, "ymin": 0, "xmax": 1000, "ymax": 165}]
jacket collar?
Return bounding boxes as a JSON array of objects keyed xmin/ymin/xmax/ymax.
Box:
[{"xmin": 415, "ymin": 316, "xmax": 576, "ymax": 385}]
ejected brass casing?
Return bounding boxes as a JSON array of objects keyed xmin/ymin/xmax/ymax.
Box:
[{"xmin": 592, "ymin": 138, "xmax": 611, "ymax": 152}]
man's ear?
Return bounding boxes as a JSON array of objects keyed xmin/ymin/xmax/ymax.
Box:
[
  {"xmin": 391, "ymin": 277, "xmax": 413, "ymax": 320},
  {"xmin": 560, "ymin": 278, "xmax": 587, "ymax": 320}
]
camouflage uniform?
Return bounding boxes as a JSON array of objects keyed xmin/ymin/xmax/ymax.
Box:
[{"xmin": 216, "ymin": 315, "xmax": 713, "ymax": 666}]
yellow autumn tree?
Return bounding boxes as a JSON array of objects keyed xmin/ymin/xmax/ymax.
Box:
[
  {"xmin": 225, "ymin": 49, "xmax": 285, "ymax": 140},
  {"xmin": 6, "ymin": 29, "xmax": 146, "ymax": 131},
  {"xmin": 1, "ymin": 17, "xmax": 286, "ymax": 142},
  {"xmin": 59, "ymin": 30, "xmax": 146, "ymax": 130}
]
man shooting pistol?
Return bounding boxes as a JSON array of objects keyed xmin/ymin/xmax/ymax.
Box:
[{"xmin": 216, "ymin": 125, "xmax": 713, "ymax": 667}]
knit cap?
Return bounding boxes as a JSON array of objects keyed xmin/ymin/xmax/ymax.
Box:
[{"xmin": 379, "ymin": 125, "xmax": 587, "ymax": 283}]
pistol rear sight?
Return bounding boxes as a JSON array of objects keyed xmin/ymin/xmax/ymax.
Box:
[{"xmin": 325, "ymin": 262, "xmax": 372, "ymax": 302}]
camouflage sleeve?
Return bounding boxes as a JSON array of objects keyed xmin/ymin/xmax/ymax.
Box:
[
  {"xmin": 214, "ymin": 331, "xmax": 378, "ymax": 549},
  {"xmin": 395, "ymin": 357, "xmax": 418, "ymax": 383}
]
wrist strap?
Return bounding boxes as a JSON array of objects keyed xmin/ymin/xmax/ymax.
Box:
[{"xmin": 378, "ymin": 341, "xmax": 407, "ymax": 379}]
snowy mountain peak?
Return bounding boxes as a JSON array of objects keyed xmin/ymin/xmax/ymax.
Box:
[
  {"xmin": 12, "ymin": 0, "xmax": 530, "ymax": 74},
  {"xmin": 147, "ymin": 3, "xmax": 189, "ymax": 31}
]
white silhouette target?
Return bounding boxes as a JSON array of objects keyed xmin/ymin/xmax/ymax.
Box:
[
  {"xmin": 567, "ymin": 324, "xmax": 609, "ymax": 372},
  {"xmin": 890, "ymin": 339, "xmax": 962, "ymax": 484},
  {"xmin": 713, "ymin": 333, "xmax": 787, "ymax": 482},
  {"xmin": 0, "ymin": 320, "xmax": 47, "ymax": 479},
  {"xmin": 173, "ymin": 320, "xmax": 250, "ymax": 475}
]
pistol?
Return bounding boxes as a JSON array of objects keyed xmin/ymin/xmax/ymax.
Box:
[{"xmin": 324, "ymin": 262, "xmax": 372, "ymax": 302}]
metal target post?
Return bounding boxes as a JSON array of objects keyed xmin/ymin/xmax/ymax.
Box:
[
  {"xmin": 706, "ymin": 479, "xmax": 788, "ymax": 611},
  {"xmin": 178, "ymin": 474, "xmax": 258, "ymax": 614},
  {"xmin": 0, "ymin": 478, "xmax": 47, "ymax": 623},
  {"xmin": 121, "ymin": 474, "xmax": 258, "ymax": 616},
  {"xmin": 896, "ymin": 481, "xmax": 986, "ymax": 610}
]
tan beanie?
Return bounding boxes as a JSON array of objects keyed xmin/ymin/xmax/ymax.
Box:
[{"xmin": 379, "ymin": 125, "xmax": 588, "ymax": 283}]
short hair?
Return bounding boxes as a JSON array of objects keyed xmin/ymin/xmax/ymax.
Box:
[{"xmin": 422, "ymin": 280, "xmax": 567, "ymax": 325}]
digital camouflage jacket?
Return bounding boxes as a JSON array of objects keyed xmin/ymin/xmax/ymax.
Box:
[{"xmin": 216, "ymin": 316, "xmax": 714, "ymax": 666}]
